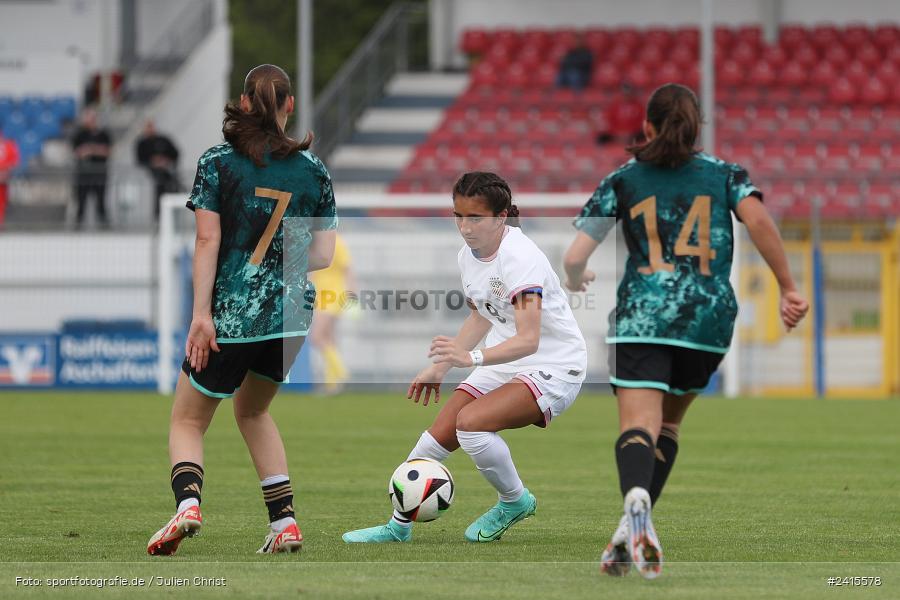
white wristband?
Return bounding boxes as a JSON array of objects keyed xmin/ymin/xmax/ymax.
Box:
[{"xmin": 469, "ymin": 350, "xmax": 484, "ymax": 367}]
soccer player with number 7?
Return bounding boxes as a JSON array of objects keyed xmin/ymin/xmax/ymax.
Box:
[
  {"xmin": 563, "ymin": 84, "xmax": 809, "ymax": 579},
  {"xmin": 147, "ymin": 65, "xmax": 337, "ymax": 556}
]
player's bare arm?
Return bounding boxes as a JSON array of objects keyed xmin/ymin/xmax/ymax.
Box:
[
  {"xmin": 430, "ymin": 292, "xmax": 541, "ymax": 368},
  {"xmin": 563, "ymin": 231, "xmax": 599, "ymax": 291},
  {"xmin": 186, "ymin": 208, "xmax": 221, "ymax": 371},
  {"xmin": 308, "ymin": 229, "xmax": 336, "ymax": 272},
  {"xmin": 735, "ymin": 195, "xmax": 810, "ymax": 330}
]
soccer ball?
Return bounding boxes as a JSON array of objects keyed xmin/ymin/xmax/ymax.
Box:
[{"xmin": 388, "ymin": 457, "xmax": 454, "ymax": 522}]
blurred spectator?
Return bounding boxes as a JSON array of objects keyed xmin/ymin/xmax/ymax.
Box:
[
  {"xmin": 0, "ymin": 126, "xmax": 20, "ymax": 227},
  {"xmin": 556, "ymin": 35, "xmax": 593, "ymax": 91},
  {"xmin": 71, "ymin": 109, "xmax": 111, "ymax": 228},
  {"xmin": 597, "ymin": 83, "xmax": 645, "ymax": 145},
  {"xmin": 135, "ymin": 120, "xmax": 181, "ymax": 221}
]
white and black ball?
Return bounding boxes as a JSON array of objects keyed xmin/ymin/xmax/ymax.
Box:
[{"xmin": 388, "ymin": 457, "xmax": 454, "ymax": 522}]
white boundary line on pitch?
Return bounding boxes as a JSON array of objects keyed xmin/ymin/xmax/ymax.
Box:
[{"xmin": 3, "ymin": 561, "xmax": 900, "ymax": 565}]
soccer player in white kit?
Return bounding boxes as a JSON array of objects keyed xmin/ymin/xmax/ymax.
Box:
[{"xmin": 343, "ymin": 171, "xmax": 587, "ymax": 543}]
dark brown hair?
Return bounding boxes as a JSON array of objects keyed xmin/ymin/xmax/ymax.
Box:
[
  {"xmin": 453, "ymin": 171, "xmax": 520, "ymax": 227},
  {"xmin": 627, "ymin": 83, "xmax": 701, "ymax": 168},
  {"xmin": 222, "ymin": 64, "xmax": 312, "ymax": 166}
]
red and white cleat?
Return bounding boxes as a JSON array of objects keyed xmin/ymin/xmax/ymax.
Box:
[
  {"xmin": 257, "ymin": 522, "xmax": 303, "ymax": 554},
  {"xmin": 147, "ymin": 505, "xmax": 202, "ymax": 556},
  {"xmin": 624, "ymin": 488, "xmax": 663, "ymax": 579}
]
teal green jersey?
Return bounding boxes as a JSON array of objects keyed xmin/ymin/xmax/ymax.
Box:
[
  {"xmin": 188, "ymin": 143, "xmax": 337, "ymax": 342},
  {"xmin": 574, "ymin": 152, "xmax": 761, "ymax": 353}
]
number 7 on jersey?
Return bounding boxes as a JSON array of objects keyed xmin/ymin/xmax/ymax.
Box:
[{"xmin": 250, "ymin": 187, "xmax": 292, "ymax": 266}]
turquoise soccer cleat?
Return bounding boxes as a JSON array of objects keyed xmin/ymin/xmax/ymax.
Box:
[
  {"xmin": 342, "ymin": 521, "xmax": 411, "ymax": 543},
  {"xmin": 464, "ymin": 489, "xmax": 536, "ymax": 542}
]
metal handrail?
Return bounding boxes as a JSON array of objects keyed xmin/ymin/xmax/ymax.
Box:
[{"xmin": 311, "ymin": 2, "xmax": 427, "ymax": 162}]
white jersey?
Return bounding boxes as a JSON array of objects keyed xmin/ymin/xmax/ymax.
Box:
[{"xmin": 458, "ymin": 227, "xmax": 587, "ymax": 382}]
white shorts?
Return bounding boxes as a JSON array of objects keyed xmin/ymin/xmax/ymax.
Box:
[{"xmin": 456, "ymin": 366, "xmax": 583, "ymax": 428}]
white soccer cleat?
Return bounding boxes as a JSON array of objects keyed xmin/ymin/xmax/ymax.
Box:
[
  {"xmin": 147, "ymin": 505, "xmax": 202, "ymax": 556},
  {"xmin": 624, "ymin": 487, "xmax": 663, "ymax": 579},
  {"xmin": 257, "ymin": 522, "xmax": 303, "ymax": 554},
  {"xmin": 600, "ymin": 514, "xmax": 631, "ymax": 576}
]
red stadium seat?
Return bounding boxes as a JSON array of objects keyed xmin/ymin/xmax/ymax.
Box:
[
  {"xmin": 638, "ymin": 44, "xmax": 665, "ymax": 69},
  {"xmin": 749, "ymin": 62, "xmax": 777, "ymax": 87},
  {"xmin": 873, "ymin": 24, "xmax": 900, "ymax": 52},
  {"xmin": 614, "ymin": 27, "xmax": 642, "ymax": 51},
  {"xmin": 780, "ymin": 61, "xmax": 808, "ymax": 87},
  {"xmin": 792, "ymin": 44, "xmax": 820, "ymax": 69},
  {"xmin": 845, "ymin": 60, "xmax": 872, "ymax": 87},
  {"xmin": 584, "ymin": 29, "xmax": 612, "ymax": 54},
  {"xmin": 554, "ymin": 28, "xmax": 580, "ymax": 51},
  {"xmin": 811, "ymin": 25, "xmax": 841, "ymax": 50},
  {"xmin": 504, "ymin": 63, "xmax": 531, "ymax": 88},
  {"xmin": 714, "ymin": 27, "xmax": 733, "ymax": 49},
  {"xmin": 461, "ymin": 29, "xmax": 491, "ymax": 55},
  {"xmin": 718, "ymin": 59, "xmax": 744, "ymax": 88},
  {"xmin": 860, "ymin": 77, "xmax": 890, "ymax": 106},
  {"xmin": 761, "ymin": 45, "xmax": 788, "ymax": 70},
  {"xmin": 626, "ymin": 63, "xmax": 653, "ymax": 90},
  {"xmin": 592, "ymin": 63, "xmax": 621, "ymax": 89},
  {"xmin": 828, "ymin": 77, "xmax": 857, "ymax": 104},
  {"xmin": 856, "ymin": 43, "xmax": 883, "ymax": 69},
  {"xmin": 843, "ymin": 24, "xmax": 872, "ymax": 50},
  {"xmin": 669, "ymin": 45, "xmax": 697, "ymax": 69},
  {"xmin": 735, "ymin": 25, "xmax": 763, "ymax": 47},
  {"xmin": 823, "ymin": 43, "xmax": 851, "ymax": 68},
  {"xmin": 521, "ymin": 28, "xmax": 553, "ymax": 52},
  {"xmin": 809, "ymin": 61, "xmax": 838, "ymax": 87},
  {"xmin": 675, "ymin": 26, "xmax": 700, "ymax": 51},
  {"xmin": 779, "ymin": 25, "xmax": 809, "ymax": 51},
  {"xmin": 471, "ymin": 62, "xmax": 500, "ymax": 87},
  {"xmin": 853, "ymin": 143, "xmax": 884, "ymax": 171},
  {"xmin": 820, "ymin": 152, "xmax": 851, "ymax": 175},
  {"xmin": 729, "ymin": 41, "xmax": 759, "ymax": 67},
  {"xmin": 645, "ymin": 28, "xmax": 672, "ymax": 48},
  {"xmin": 493, "ymin": 29, "xmax": 521, "ymax": 52},
  {"xmin": 484, "ymin": 44, "xmax": 515, "ymax": 68}
]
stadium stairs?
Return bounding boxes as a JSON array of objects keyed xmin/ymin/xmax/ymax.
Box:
[{"xmin": 328, "ymin": 73, "xmax": 468, "ymax": 193}]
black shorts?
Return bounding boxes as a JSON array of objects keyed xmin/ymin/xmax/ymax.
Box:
[
  {"xmin": 182, "ymin": 336, "xmax": 305, "ymax": 398},
  {"xmin": 608, "ymin": 343, "xmax": 724, "ymax": 396}
]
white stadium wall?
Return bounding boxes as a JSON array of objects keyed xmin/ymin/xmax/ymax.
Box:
[
  {"xmin": 0, "ymin": 0, "xmax": 119, "ymax": 85},
  {"xmin": 0, "ymin": 234, "xmax": 154, "ymax": 332},
  {"xmin": 431, "ymin": 0, "xmax": 900, "ymax": 68}
]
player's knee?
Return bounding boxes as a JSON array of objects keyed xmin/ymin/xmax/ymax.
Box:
[
  {"xmin": 455, "ymin": 408, "xmax": 481, "ymax": 433},
  {"xmin": 233, "ymin": 401, "xmax": 268, "ymax": 422},
  {"xmin": 171, "ymin": 411, "xmax": 212, "ymax": 432}
]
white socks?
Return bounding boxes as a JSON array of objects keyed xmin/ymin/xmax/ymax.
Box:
[
  {"xmin": 391, "ymin": 431, "xmax": 452, "ymax": 528},
  {"xmin": 176, "ymin": 497, "xmax": 199, "ymax": 514},
  {"xmin": 456, "ymin": 430, "xmax": 524, "ymax": 503},
  {"xmin": 406, "ymin": 431, "xmax": 451, "ymax": 462}
]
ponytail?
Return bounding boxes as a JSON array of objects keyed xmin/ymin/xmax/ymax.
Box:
[
  {"xmin": 223, "ymin": 64, "xmax": 313, "ymax": 167},
  {"xmin": 627, "ymin": 83, "xmax": 701, "ymax": 168},
  {"xmin": 453, "ymin": 171, "xmax": 521, "ymax": 227}
]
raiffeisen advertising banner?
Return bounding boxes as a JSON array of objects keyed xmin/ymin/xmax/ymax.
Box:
[{"xmin": 57, "ymin": 330, "xmax": 159, "ymax": 388}]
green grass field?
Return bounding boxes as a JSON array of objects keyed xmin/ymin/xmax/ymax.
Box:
[{"xmin": 1, "ymin": 391, "xmax": 898, "ymax": 599}]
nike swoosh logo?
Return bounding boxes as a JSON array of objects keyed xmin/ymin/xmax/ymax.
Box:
[{"xmin": 476, "ymin": 508, "xmax": 532, "ymax": 541}]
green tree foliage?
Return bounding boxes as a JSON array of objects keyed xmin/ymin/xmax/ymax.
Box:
[{"xmin": 229, "ymin": 0, "xmax": 419, "ymax": 101}]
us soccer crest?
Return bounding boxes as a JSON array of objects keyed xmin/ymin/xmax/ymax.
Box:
[{"xmin": 489, "ymin": 276, "xmax": 507, "ymax": 299}]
